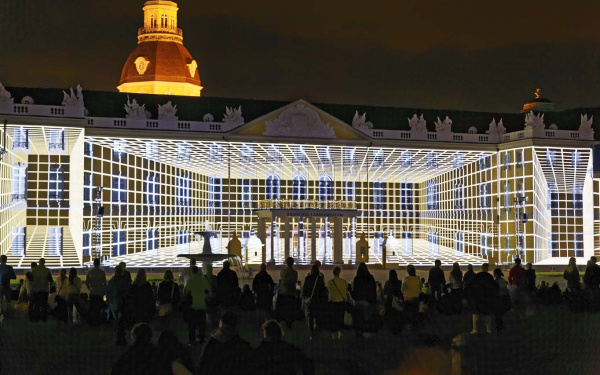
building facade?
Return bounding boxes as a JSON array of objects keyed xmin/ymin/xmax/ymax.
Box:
[{"xmin": 0, "ymin": 85, "xmax": 597, "ymax": 268}]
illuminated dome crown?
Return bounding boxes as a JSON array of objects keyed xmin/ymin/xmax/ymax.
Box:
[{"xmin": 117, "ymin": 1, "xmax": 203, "ymax": 97}]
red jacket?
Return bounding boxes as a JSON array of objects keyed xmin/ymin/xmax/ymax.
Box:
[{"xmin": 508, "ymin": 265, "xmax": 526, "ymax": 287}]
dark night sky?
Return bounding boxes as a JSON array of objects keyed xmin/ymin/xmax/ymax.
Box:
[{"xmin": 2, "ymin": 0, "xmax": 600, "ymax": 113}]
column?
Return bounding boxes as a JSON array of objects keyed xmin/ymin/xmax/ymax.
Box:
[
  {"xmin": 258, "ymin": 218, "xmax": 266, "ymax": 263},
  {"xmin": 270, "ymin": 217, "xmax": 276, "ymax": 264},
  {"xmin": 284, "ymin": 217, "xmax": 291, "ymax": 260},
  {"xmin": 333, "ymin": 217, "xmax": 343, "ymax": 264},
  {"xmin": 311, "ymin": 217, "xmax": 317, "ymax": 264}
]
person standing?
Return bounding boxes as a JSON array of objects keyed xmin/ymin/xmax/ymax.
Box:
[
  {"xmin": 217, "ymin": 260, "xmax": 239, "ymax": 309},
  {"xmin": 493, "ymin": 268, "xmax": 510, "ymax": 332},
  {"xmin": 184, "ymin": 266, "xmax": 211, "ymax": 345},
  {"xmin": 278, "ymin": 257, "xmax": 299, "ymax": 329},
  {"xmin": 66, "ymin": 267, "xmax": 83, "ymax": 325},
  {"xmin": 180, "ymin": 258, "xmax": 196, "ymax": 286},
  {"xmin": 352, "ymin": 262, "xmax": 377, "ymax": 337},
  {"xmin": 449, "ymin": 263, "xmax": 464, "ymax": 313},
  {"xmin": 302, "ymin": 262, "xmax": 327, "ymax": 340},
  {"xmin": 327, "ymin": 266, "xmax": 349, "ymax": 340},
  {"xmin": 204, "ymin": 264, "xmax": 219, "ymax": 329},
  {"xmin": 31, "ymin": 258, "xmax": 53, "ymax": 322},
  {"xmin": 583, "ymin": 256, "xmax": 600, "ymax": 289},
  {"xmin": 470, "ymin": 263, "xmax": 498, "ymax": 334},
  {"xmin": 127, "ymin": 269, "xmax": 155, "ymax": 326},
  {"xmin": 427, "ymin": 260, "xmax": 446, "ymax": 302},
  {"xmin": 0, "ymin": 255, "xmax": 17, "ymax": 316},
  {"xmin": 55, "ymin": 269, "xmax": 70, "ymax": 323},
  {"xmin": 24, "ymin": 262, "xmax": 36, "ymax": 319},
  {"xmin": 563, "ymin": 257, "xmax": 581, "ymax": 292},
  {"xmin": 118, "ymin": 262, "xmax": 132, "ymax": 286},
  {"xmin": 508, "ymin": 258, "xmax": 527, "ymax": 313},
  {"xmin": 156, "ymin": 269, "xmax": 180, "ymax": 332},
  {"xmin": 253, "ymin": 263, "xmax": 275, "ymax": 318},
  {"xmin": 87, "ymin": 258, "xmax": 107, "ymax": 325}
]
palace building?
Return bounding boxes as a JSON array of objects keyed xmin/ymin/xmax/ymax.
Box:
[{"xmin": 0, "ymin": 1, "xmax": 599, "ymax": 269}]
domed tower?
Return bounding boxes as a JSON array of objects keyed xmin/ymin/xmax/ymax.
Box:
[{"xmin": 117, "ymin": 1, "xmax": 203, "ymax": 97}]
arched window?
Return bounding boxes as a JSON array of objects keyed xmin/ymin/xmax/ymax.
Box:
[
  {"xmin": 150, "ymin": 15, "xmax": 155, "ymax": 28},
  {"xmin": 319, "ymin": 176, "xmax": 333, "ymax": 201},
  {"xmin": 161, "ymin": 14, "xmax": 167, "ymax": 28},
  {"xmin": 292, "ymin": 176, "xmax": 307, "ymax": 200},
  {"xmin": 266, "ymin": 175, "xmax": 280, "ymax": 200}
]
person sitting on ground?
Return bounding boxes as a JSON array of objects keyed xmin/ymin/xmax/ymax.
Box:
[
  {"xmin": 112, "ymin": 323, "xmax": 157, "ymax": 375},
  {"xmin": 199, "ymin": 311, "xmax": 252, "ymax": 375},
  {"xmin": 217, "ymin": 260, "xmax": 239, "ymax": 309},
  {"xmin": 563, "ymin": 257, "xmax": 581, "ymax": 292},
  {"xmin": 239, "ymin": 284, "xmax": 256, "ymax": 311},
  {"xmin": 254, "ymin": 320, "xmax": 315, "ymax": 375},
  {"xmin": 156, "ymin": 330, "xmax": 195, "ymax": 375}
]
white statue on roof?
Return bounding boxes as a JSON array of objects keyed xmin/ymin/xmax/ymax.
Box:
[
  {"xmin": 487, "ymin": 118, "xmax": 506, "ymax": 136},
  {"xmin": 0, "ymin": 82, "xmax": 13, "ymax": 104},
  {"xmin": 524, "ymin": 111, "xmax": 545, "ymax": 130},
  {"xmin": 579, "ymin": 114, "xmax": 593, "ymax": 134},
  {"xmin": 62, "ymin": 84, "xmax": 84, "ymax": 107},
  {"xmin": 408, "ymin": 114, "xmax": 427, "ymax": 133},
  {"xmin": 435, "ymin": 116, "xmax": 452, "ymax": 133},
  {"xmin": 352, "ymin": 111, "xmax": 373, "ymax": 130},
  {"xmin": 223, "ymin": 106, "xmax": 244, "ymax": 124},
  {"xmin": 124, "ymin": 96, "xmax": 148, "ymax": 119},
  {"xmin": 158, "ymin": 101, "xmax": 178, "ymax": 120}
]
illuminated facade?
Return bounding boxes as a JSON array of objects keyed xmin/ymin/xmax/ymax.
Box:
[
  {"xmin": 0, "ymin": 84, "xmax": 598, "ymax": 269},
  {"xmin": 117, "ymin": 1, "xmax": 203, "ymax": 97}
]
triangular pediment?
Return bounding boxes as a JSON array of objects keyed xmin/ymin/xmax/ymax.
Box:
[{"xmin": 229, "ymin": 99, "xmax": 371, "ymax": 141}]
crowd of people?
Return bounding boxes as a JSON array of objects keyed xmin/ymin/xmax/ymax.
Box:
[{"xmin": 2, "ymin": 253, "xmax": 600, "ymax": 374}]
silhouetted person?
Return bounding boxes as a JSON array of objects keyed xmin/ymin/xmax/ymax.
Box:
[
  {"xmin": 204, "ymin": 264, "xmax": 219, "ymax": 329},
  {"xmin": 66, "ymin": 267, "xmax": 84, "ymax": 325},
  {"xmin": 383, "ymin": 269, "xmax": 403, "ymax": 334},
  {"xmin": 253, "ymin": 263, "xmax": 275, "ymax": 315},
  {"xmin": 254, "ymin": 320, "xmax": 315, "ymax": 375},
  {"xmin": 493, "ymin": 268, "xmax": 510, "ymax": 332},
  {"xmin": 184, "ymin": 266, "xmax": 210, "ymax": 345},
  {"xmin": 463, "ymin": 264, "xmax": 476, "ymax": 290},
  {"xmin": 157, "ymin": 270, "xmax": 181, "ymax": 332},
  {"xmin": 352, "ymin": 262, "xmax": 377, "ymax": 337},
  {"xmin": 217, "ymin": 260, "xmax": 239, "ymax": 309},
  {"xmin": 112, "ymin": 323, "xmax": 157, "ymax": 375},
  {"xmin": 428, "ymin": 259, "xmax": 445, "ymax": 301},
  {"xmin": 448, "ymin": 262, "xmax": 464, "ymax": 313},
  {"xmin": 119, "ymin": 262, "xmax": 132, "ymax": 287},
  {"xmin": 508, "ymin": 257, "xmax": 527, "ymax": 312},
  {"xmin": 87, "ymin": 258, "xmax": 107, "ymax": 325},
  {"xmin": 302, "ymin": 262, "xmax": 327, "ymax": 340},
  {"xmin": 402, "ymin": 265, "xmax": 421, "ymax": 320},
  {"xmin": 583, "ymin": 256, "xmax": 600, "ymax": 289},
  {"xmin": 327, "ymin": 266, "xmax": 349, "ymax": 340},
  {"xmin": 525, "ymin": 263, "xmax": 536, "ymax": 292},
  {"xmin": 25, "ymin": 262, "xmax": 36, "ymax": 318},
  {"xmin": 127, "ymin": 269, "xmax": 155, "ymax": 326},
  {"xmin": 180, "ymin": 258, "xmax": 196, "ymax": 286},
  {"xmin": 156, "ymin": 330, "xmax": 195, "ymax": 375},
  {"xmin": 470, "ymin": 263, "xmax": 497, "ymax": 334},
  {"xmin": 198, "ymin": 311, "xmax": 252, "ymax": 375},
  {"xmin": 31, "ymin": 258, "xmax": 53, "ymax": 322},
  {"xmin": 563, "ymin": 257, "xmax": 581, "ymax": 292},
  {"xmin": 0, "ymin": 254, "xmax": 16, "ymax": 316},
  {"xmin": 239, "ymin": 284, "xmax": 256, "ymax": 311},
  {"xmin": 277, "ymin": 257, "xmax": 298, "ymax": 328}
]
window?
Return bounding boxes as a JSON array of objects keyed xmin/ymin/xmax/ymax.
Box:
[
  {"xmin": 481, "ymin": 234, "xmax": 491, "ymax": 257},
  {"xmin": 83, "ymin": 230, "xmax": 91, "ymax": 257},
  {"xmin": 11, "ymin": 166, "xmax": 27, "ymax": 201},
  {"xmin": 546, "ymin": 149, "xmax": 557, "ymax": 168},
  {"xmin": 549, "ymin": 232, "xmax": 558, "ymax": 257},
  {"xmin": 150, "ymin": 14, "xmax": 155, "ymax": 28},
  {"xmin": 146, "ymin": 141, "xmax": 159, "ymax": 160},
  {"xmin": 372, "ymin": 181, "xmax": 385, "ymax": 209},
  {"xmin": 574, "ymin": 233, "xmax": 583, "ymax": 257},
  {"xmin": 292, "ymin": 176, "xmax": 307, "ymax": 200},
  {"xmin": 12, "ymin": 127, "xmax": 28, "ymax": 150},
  {"xmin": 112, "ymin": 173, "xmax": 127, "ymax": 203},
  {"xmin": 319, "ymin": 176, "xmax": 333, "ymax": 201},
  {"xmin": 401, "ymin": 151, "xmax": 412, "ymax": 168},
  {"xmin": 478, "ymin": 154, "xmax": 491, "ymax": 169},
  {"xmin": 267, "ymin": 145, "xmax": 282, "ymax": 164},
  {"xmin": 161, "ymin": 14, "xmax": 167, "ymax": 28},
  {"xmin": 113, "ymin": 140, "xmax": 128, "ymax": 161},
  {"xmin": 112, "ymin": 230, "xmax": 126, "ymax": 256},
  {"xmin": 373, "ymin": 149, "xmax": 385, "ymax": 167},
  {"xmin": 84, "ymin": 141, "xmax": 93, "ymax": 156},
  {"xmin": 241, "ymin": 179, "xmax": 253, "ymax": 206},
  {"xmin": 177, "ymin": 143, "xmax": 191, "ymax": 163},
  {"xmin": 428, "ymin": 232, "xmax": 439, "ymax": 255},
  {"xmin": 504, "ymin": 234, "xmax": 511, "ymax": 252},
  {"xmin": 146, "ymin": 230, "xmax": 159, "ymax": 251},
  {"xmin": 454, "ymin": 182, "xmax": 464, "ymax": 209},
  {"xmin": 572, "ymin": 150, "xmax": 582, "ymax": 168},
  {"xmin": 400, "ymin": 183, "xmax": 413, "ymax": 211},
  {"xmin": 503, "ymin": 183, "xmax": 511, "ymax": 212},
  {"xmin": 241, "ymin": 144, "xmax": 254, "ymax": 163},
  {"xmin": 177, "ymin": 230, "xmax": 190, "ymax": 245},
  {"xmin": 455, "ymin": 232, "xmax": 464, "ymax": 255},
  {"xmin": 208, "ymin": 177, "xmax": 222, "ymax": 207},
  {"xmin": 48, "ymin": 128, "xmax": 65, "ymax": 151},
  {"xmin": 344, "ymin": 148, "xmax": 357, "ymax": 167},
  {"xmin": 502, "ymin": 153, "xmax": 511, "ymax": 170},
  {"xmin": 548, "ymin": 183, "xmax": 558, "ymax": 215},
  {"xmin": 426, "ymin": 151, "xmax": 438, "ymax": 169},
  {"xmin": 480, "ymin": 183, "xmax": 491, "ymax": 208},
  {"xmin": 209, "ymin": 143, "xmax": 223, "ymax": 163},
  {"xmin": 427, "ymin": 179, "xmax": 439, "ymax": 210},
  {"xmin": 145, "ymin": 174, "xmax": 159, "ymax": 204},
  {"xmin": 453, "ymin": 153, "xmax": 464, "ymax": 169},
  {"xmin": 319, "ymin": 147, "xmax": 332, "ymax": 166},
  {"xmin": 344, "ymin": 181, "xmax": 355, "ymax": 201},
  {"xmin": 11, "ymin": 227, "xmax": 25, "ymax": 256},
  {"xmin": 176, "ymin": 173, "xmax": 191, "ymax": 206},
  {"xmin": 48, "ymin": 227, "xmax": 63, "ymax": 256},
  {"xmin": 401, "ymin": 232, "xmax": 413, "ymax": 256},
  {"xmin": 170, "ymin": 15, "xmax": 175, "ymax": 29},
  {"xmin": 293, "ymin": 146, "xmax": 308, "ymax": 165},
  {"xmin": 516, "ymin": 150, "xmax": 524, "ymax": 168},
  {"xmin": 48, "ymin": 165, "xmax": 65, "ymax": 201},
  {"xmin": 266, "ymin": 175, "xmax": 280, "ymax": 200},
  {"xmin": 573, "ymin": 183, "xmax": 583, "ymax": 215}
]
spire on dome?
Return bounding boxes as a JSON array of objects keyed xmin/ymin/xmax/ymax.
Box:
[{"xmin": 138, "ymin": 1, "xmax": 183, "ymax": 44}]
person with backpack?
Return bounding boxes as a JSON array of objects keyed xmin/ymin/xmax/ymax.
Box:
[
  {"xmin": 301, "ymin": 262, "xmax": 327, "ymax": 340},
  {"xmin": 156, "ymin": 270, "xmax": 180, "ymax": 332},
  {"xmin": 327, "ymin": 266, "xmax": 349, "ymax": 340}
]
